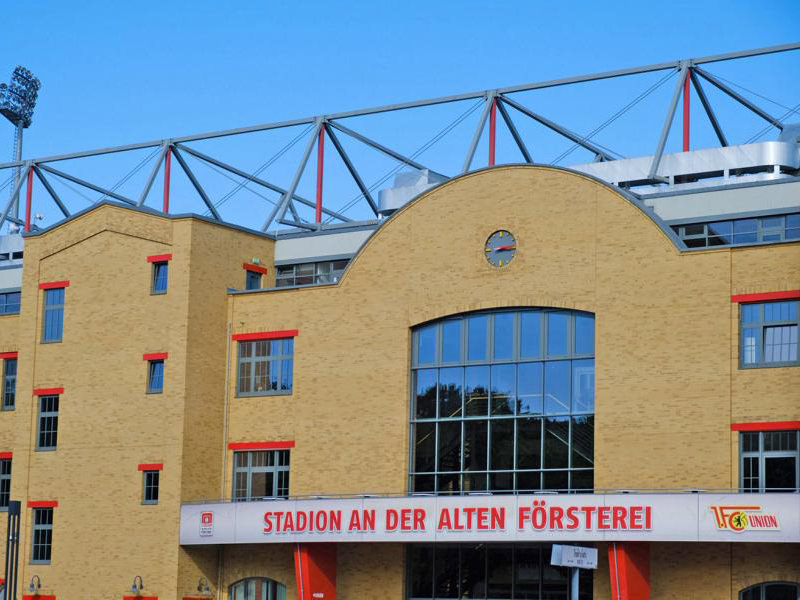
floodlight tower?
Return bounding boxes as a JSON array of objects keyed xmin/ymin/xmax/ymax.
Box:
[{"xmin": 0, "ymin": 66, "xmax": 41, "ymax": 220}]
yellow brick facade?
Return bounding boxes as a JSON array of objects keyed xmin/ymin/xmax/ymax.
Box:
[{"xmin": 0, "ymin": 166, "xmax": 798, "ymax": 599}]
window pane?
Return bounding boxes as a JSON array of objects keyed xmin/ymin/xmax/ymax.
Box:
[
  {"xmin": 413, "ymin": 423, "xmax": 436, "ymax": 473},
  {"xmin": 546, "ymin": 313, "xmax": 569, "ymax": 356},
  {"xmin": 543, "ymin": 417, "xmax": 570, "ymax": 468},
  {"xmin": 438, "ymin": 422, "xmax": 461, "ymax": 472},
  {"xmin": 571, "ymin": 416, "xmax": 594, "ymax": 469},
  {"xmin": 408, "ymin": 546, "xmax": 434, "ymax": 598},
  {"xmin": 517, "ymin": 362, "xmax": 543, "ymax": 415},
  {"xmin": 486, "ymin": 547, "xmax": 513, "ymax": 599},
  {"xmin": 742, "ymin": 327, "xmax": 758, "ymax": 364},
  {"xmin": 517, "ymin": 418, "xmax": 541, "ymax": 469},
  {"xmin": 493, "ymin": 313, "xmax": 514, "ymax": 360},
  {"xmin": 707, "ymin": 220, "xmax": 732, "ymax": 242},
  {"xmin": 490, "ymin": 364, "xmax": 516, "ymax": 415},
  {"xmin": 415, "ymin": 369, "xmax": 437, "ymax": 419},
  {"xmin": 764, "ymin": 456, "xmax": 797, "ymax": 491},
  {"xmin": 467, "ymin": 316, "xmax": 488, "ymax": 361},
  {"xmin": 464, "ymin": 366, "xmax": 489, "ymax": 416},
  {"xmin": 544, "ymin": 361, "xmax": 570, "ymax": 414},
  {"xmin": 463, "ymin": 421, "xmax": 487, "ymax": 471},
  {"xmin": 572, "ymin": 359, "xmax": 595, "ymax": 413},
  {"xmin": 764, "ymin": 325, "xmax": 798, "ymax": 363},
  {"xmin": 460, "ymin": 544, "xmax": 486, "ymax": 598},
  {"xmin": 490, "ymin": 420, "xmax": 514, "ymax": 471},
  {"xmin": 438, "ymin": 367, "xmax": 462, "ymax": 419},
  {"xmin": 441, "ymin": 320, "xmax": 462, "ymax": 363},
  {"xmin": 574, "ymin": 315, "xmax": 594, "ymax": 355},
  {"xmin": 434, "ymin": 546, "xmax": 459, "ymax": 598},
  {"xmin": 514, "ymin": 546, "xmax": 541, "ymax": 597},
  {"xmin": 520, "ymin": 312, "xmax": 542, "ymax": 358},
  {"xmin": 417, "ymin": 325, "xmax": 436, "ymax": 365}
]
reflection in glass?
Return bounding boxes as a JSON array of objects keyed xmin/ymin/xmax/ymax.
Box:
[
  {"xmin": 547, "ymin": 312, "xmax": 569, "ymax": 356},
  {"xmin": 467, "ymin": 316, "xmax": 488, "ymax": 361}
]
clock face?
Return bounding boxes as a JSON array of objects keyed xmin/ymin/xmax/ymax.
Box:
[{"xmin": 485, "ymin": 230, "xmax": 517, "ymax": 267}]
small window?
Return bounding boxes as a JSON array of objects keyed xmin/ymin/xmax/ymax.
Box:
[
  {"xmin": 0, "ymin": 291, "xmax": 21, "ymax": 315},
  {"xmin": 31, "ymin": 507, "xmax": 53, "ymax": 564},
  {"xmin": 0, "ymin": 458, "xmax": 10, "ymax": 509},
  {"xmin": 740, "ymin": 431, "xmax": 799, "ymax": 493},
  {"xmin": 143, "ymin": 470, "xmax": 160, "ymax": 504},
  {"xmin": 41, "ymin": 288, "xmax": 65, "ymax": 343},
  {"xmin": 229, "ymin": 577, "xmax": 287, "ymax": 600},
  {"xmin": 237, "ymin": 338, "xmax": 294, "ymax": 396},
  {"xmin": 152, "ymin": 261, "xmax": 169, "ymax": 294},
  {"xmin": 147, "ymin": 359, "xmax": 164, "ymax": 394},
  {"xmin": 233, "ymin": 450, "xmax": 290, "ymax": 500},
  {"xmin": 2, "ymin": 358, "xmax": 16, "ymax": 410},
  {"xmin": 740, "ymin": 301, "xmax": 799, "ymax": 368},
  {"xmin": 740, "ymin": 582, "xmax": 800, "ymax": 600},
  {"xmin": 245, "ymin": 270, "xmax": 262, "ymax": 291},
  {"xmin": 37, "ymin": 395, "xmax": 59, "ymax": 450}
]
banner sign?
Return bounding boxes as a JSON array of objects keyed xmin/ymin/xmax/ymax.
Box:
[{"xmin": 179, "ymin": 493, "xmax": 800, "ymax": 545}]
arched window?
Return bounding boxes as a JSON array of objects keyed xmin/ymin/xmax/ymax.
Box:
[
  {"xmin": 410, "ymin": 309, "xmax": 595, "ymax": 494},
  {"xmin": 741, "ymin": 582, "xmax": 800, "ymax": 600},
  {"xmin": 229, "ymin": 577, "xmax": 287, "ymax": 600}
]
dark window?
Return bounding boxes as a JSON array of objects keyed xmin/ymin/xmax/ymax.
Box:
[
  {"xmin": 143, "ymin": 470, "xmax": 160, "ymax": 504},
  {"xmin": 236, "ymin": 339, "xmax": 293, "ymax": 396},
  {"xmin": 673, "ymin": 213, "xmax": 800, "ymax": 247},
  {"xmin": 275, "ymin": 260, "xmax": 348, "ymax": 287},
  {"xmin": 407, "ymin": 544, "xmax": 591, "ymax": 599},
  {"xmin": 0, "ymin": 291, "xmax": 21, "ymax": 315},
  {"xmin": 2, "ymin": 358, "xmax": 16, "ymax": 410},
  {"xmin": 740, "ymin": 431, "xmax": 799, "ymax": 492},
  {"xmin": 740, "ymin": 301, "xmax": 799, "ymax": 368},
  {"xmin": 147, "ymin": 359, "xmax": 164, "ymax": 394},
  {"xmin": 37, "ymin": 395, "xmax": 59, "ymax": 450},
  {"xmin": 229, "ymin": 577, "xmax": 287, "ymax": 600},
  {"xmin": 0, "ymin": 458, "xmax": 10, "ymax": 509},
  {"xmin": 152, "ymin": 261, "xmax": 168, "ymax": 294},
  {"xmin": 31, "ymin": 507, "xmax": 53, "ymax": 564},
  {"xmin": 740, "ymin": 582, "xmax": 800, "ymax": 600},
  {"xmin": 245, "ymin": 270, "xmax": 262, "ymax": 291},
  {"xmin": 232, "ymin": 450, "xmax": 290, "ymax": 500},
  {"xmin": 41, "ymin": 288, "xmax": 64, "ymax": 342},
  {"xmin": 411, "ymin": 310, "xmax": 594, "ymax": 495}
]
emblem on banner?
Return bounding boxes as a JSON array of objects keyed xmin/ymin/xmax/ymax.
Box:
[
  {"xmin": 200, "ymin": 511, "xmax": 214, "ymax": 537},
  {"xmin": 709, "ymin": 505, "xmax": 780, "ymax": 532}
]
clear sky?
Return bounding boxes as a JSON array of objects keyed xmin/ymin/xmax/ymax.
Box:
[{"xmin": 1, "ymin": 0, "xmax": 799, "ymax": 230}]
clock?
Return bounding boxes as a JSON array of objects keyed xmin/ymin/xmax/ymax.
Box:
[{"xmin": 485, "ymin": 230, "xmax": 517, "ymax": 267}]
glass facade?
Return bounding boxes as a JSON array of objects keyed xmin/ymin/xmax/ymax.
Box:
[
  {"xmin": 275, "ymin": 260, "xmax": 348, "ymax": 287},
  {"xmin": 673, "ymin": 213, "xmax": 800, "ymax": 247},
  {"xmin": 410, "ymin": 310, "xmax": 594, "ymax": 495}
]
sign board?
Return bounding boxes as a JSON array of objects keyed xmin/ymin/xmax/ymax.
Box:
[
  {"xmin": 179, "ymin": 492, "xmax": 800, "ymax": 546},
  {"xmin": 551, "ymin": 544, "xmax": 598, "ymax": 569}
]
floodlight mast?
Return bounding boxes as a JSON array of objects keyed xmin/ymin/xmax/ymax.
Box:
[{"xmin": 0, "ymin": 66, "xmax": 41, "ymax": 222}]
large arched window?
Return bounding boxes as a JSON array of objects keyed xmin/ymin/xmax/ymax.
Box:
[
  {"xmin": 410, "ymin": 309, "xmax": 594, "ymax": 494},
  {"xmin": 741, "ymin": 582, "xmax": 800, "ymax": 600},
  {"xmin": 229, "ymin": 577, "xmax": 287, "ymax": 600}
]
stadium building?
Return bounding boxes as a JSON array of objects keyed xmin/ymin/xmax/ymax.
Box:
[{"xmin": 0, "ymin": 45, "xmax": 799, "ymax": 600}]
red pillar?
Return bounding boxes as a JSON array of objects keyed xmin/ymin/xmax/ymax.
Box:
[
  {"xmin": 315, "ymin": 128, "xmax": 325, "ymax": 224},
  {"xmin": 162, "ymin": 147, "xmax": 172, "ymax": 214},
  {"xmin": 682, "ymin": 72, "xmax": 691, "ymax": 152},
  {"xmin": 608, "ymin": 542, "xmax": 650, "ymax": 600},
  {"xmin": 488, "ymin": 98, "xmax": 497, "ymax": 167},
  {"xmin": 294, "ymin": 543, "xmax": 337, "ymax": 600},
  {"xmin": 24, "ymin": 168, "xmax": 33, "ymax": 233}
]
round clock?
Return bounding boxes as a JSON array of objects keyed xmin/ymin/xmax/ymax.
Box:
[{"xmin": 485, "ymin": 230, "xmax": 517, "ymax": 267}]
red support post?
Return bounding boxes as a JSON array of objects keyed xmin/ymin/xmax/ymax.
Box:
[
  {"xmin": 24, "ymin": 168, "xmax": 33, "ymax": 233},
  {"xmin": 162, "ymin": 147, "xmax": 172, "ymax": 214},
  {"xmin": 315, "ymin": 127, "xmax": 325, "ymax": 224},
  {"xmin": 488, "ymin": 98, "xmax": 497, "ymax": 167},
  {"xmin": 682, "ymin": 72, "xmax": 690, "ymax": 152}
]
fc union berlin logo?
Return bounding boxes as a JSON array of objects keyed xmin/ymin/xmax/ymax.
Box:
[{"xmin": 710, "ymin": 505, "xmax": 780, "ymax": 532}]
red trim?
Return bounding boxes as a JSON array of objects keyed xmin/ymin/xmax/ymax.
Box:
[
  {"xmin": 228, "ymin": 441, "xmax": 295, "ymax": 451},
  {"xmin": 0, "ymin": 351, "xmax": 18, "ymax": 359},
  {"xmin": 27, "ymin": 501, "xmax": 58, "ymax": 508},
  {"xmin": 243, "ymin": 263, "xmax": 268, "ymax": 275},
  {"xmin": 731, "ymin": 290, "xmax": 800, "ymax": 303},
  {"xmin": 38, "ymin": 281, "xmax": 69, "ymax": 290},
  {"xmin": 147, "ymin": 253, "xmax": 172, "ymax": 263},
  {"xmin": 142, "ymin": 352, "xmax": 168, "ymax": 361},
  {"xmin": 732, "ymin": 421, "xmax": 800, "ymax": 432},
  {"xmin": 231, "ymin": 329, "xmax": 298, "ymax": 342},
  {"xmin": 0, "ymin": 452, "xmax": 11, "ymax": 460},
  {"xmin": 23, "ymin": 596, "xmax": 56, "ymax": 600},
  {"xmin": 33, "ymin": 387, "xmax": 63, "ymax": 396},
  {"xmin": 137, "ymin": 463, "xmax": 163, "ymax": 471}
]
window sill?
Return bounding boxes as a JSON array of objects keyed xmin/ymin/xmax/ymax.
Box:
[
  {"xmin": 150, "ymin": 290, "xmax": 167, "ymax": 296},
  {"xmin": 40, "ymin": 339, "xmax": 62, "ymax": 345},
  {"xmin": 739, "ymin": 362, "xmax": 800, "ymax": 370},
  {"xmin": 142, "ymin": 501, "xmax": 159, "ymax": 506},
  {"xmin": 30, "ymin": 560, "xmax": 51, "ymax": 565},
  {"xmin": 35, "ymin": 447, "xmax": 57, "ymax": 452},
  {"xmin": 0, "ymin": 312, "xmax": 20, "ymax": 318},
  {"xmin": 235, "ymin": 390, "xmax": 293, "ymax": 398},
  {"xmin": 1, "ymin": 406, "xmax": 14, "ymax": 412},
  {"xmin": 146, "ymin": 390, "xmax": 163, "ymax": 395}
]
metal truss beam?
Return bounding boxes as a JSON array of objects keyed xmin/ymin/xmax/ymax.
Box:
[
  {"xmin": 500, "ymin": 96, "xmax": 616, "ymax": 162},
  {"xmin": 38, "ymin": 164, "xmax": 135, "ymax": 205},
  {"xmin": 324, "ymin": 123, "xmax": 379, "ymax": 216},
  {"xmin": 496, "ymin": 99, "xmax": 532, "ymax": 163},
  {"xmin": 689, "ymin": 70, "xmax": 728, "ymax": 147},
  {"xmin": 32, "ymin": 166, "xmax": 70, "ymax": 218},
  {"xmin": 648, "ymin": 66, "xmax": 686, "ymax": 180},
  {"xmin": 693, "ymin": 66, "xmax": 784, "ymax": 130},
  {"xmin": 0, "ymin": 165, "xmax": 30, "ymax": 231},
  {"xmin": 462, "ymin": 97, "xmax": 494, "ymax": 173},
  {"xmin": 170, "ymin": 147, "xmax": 222, "ymax": 221},
  {"xmin": 137, "ymin": 144, "xmax": 169, "ymax": 206}
]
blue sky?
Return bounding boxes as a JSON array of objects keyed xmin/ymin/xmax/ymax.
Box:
[{"xmin": 1, "ymin": 0, "xmax": 799, "ymax": 230}]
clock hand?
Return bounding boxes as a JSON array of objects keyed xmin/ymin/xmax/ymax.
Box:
[{"xmin": 494, "ymin": 245, "xmax": 516, "ymax": 251}]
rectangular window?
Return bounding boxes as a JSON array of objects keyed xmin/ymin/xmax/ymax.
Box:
[
  {"xmin": 31, "ymin": 507, "xmax": 53, "ymax": 563},
  {"xmin": 0, "ymin": 291, "xmax": 21, "ymax": 315},
  {"xmin": 237, "ymin": 339, "xmax": 294, "ymax": 396},
  {"xmin": 37, "ymin": 395, "xmax": 59, "ymax": 450},
  {"xmin": 147, "ymin": 359, "xmax": 164, "ymax": 394},
  {"xmin": 740, "ymin": 430, "xmax": 799, "ymax": 492},
  {"xmin": 245, "ymin": 270, "xmax": 262, "ymax": 290},
  {"xmin": 2, "ymin": 358, "xmax": 16, "ymax": 410},
  {"xmin": 673, "ymin": 212, "xmax": 800, "ymax": 247},
  {"xmin": 42, "ymin": 288, "xmax": 65, "ymax": 342},
  {"xmin": 275, "ymin": 260, "xmax": 348, "ymax": 287},
  {"xmin": 143, "ymin": 470, "xmax": 160, "ymax": 504},
  {"xmin": 151, "ymin": 261, "xmax": 168, "ymax": 294},
  {"xmin": 232, "ymin": 450, "xmax": 290, "ymax": 500},
  {"xmin": 0, "ymin": 458, "xmax": 10, "ymax": 509},
  {"xmin": 740, "ymin": 301, "xmax": 799, "ymax": 368}
]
